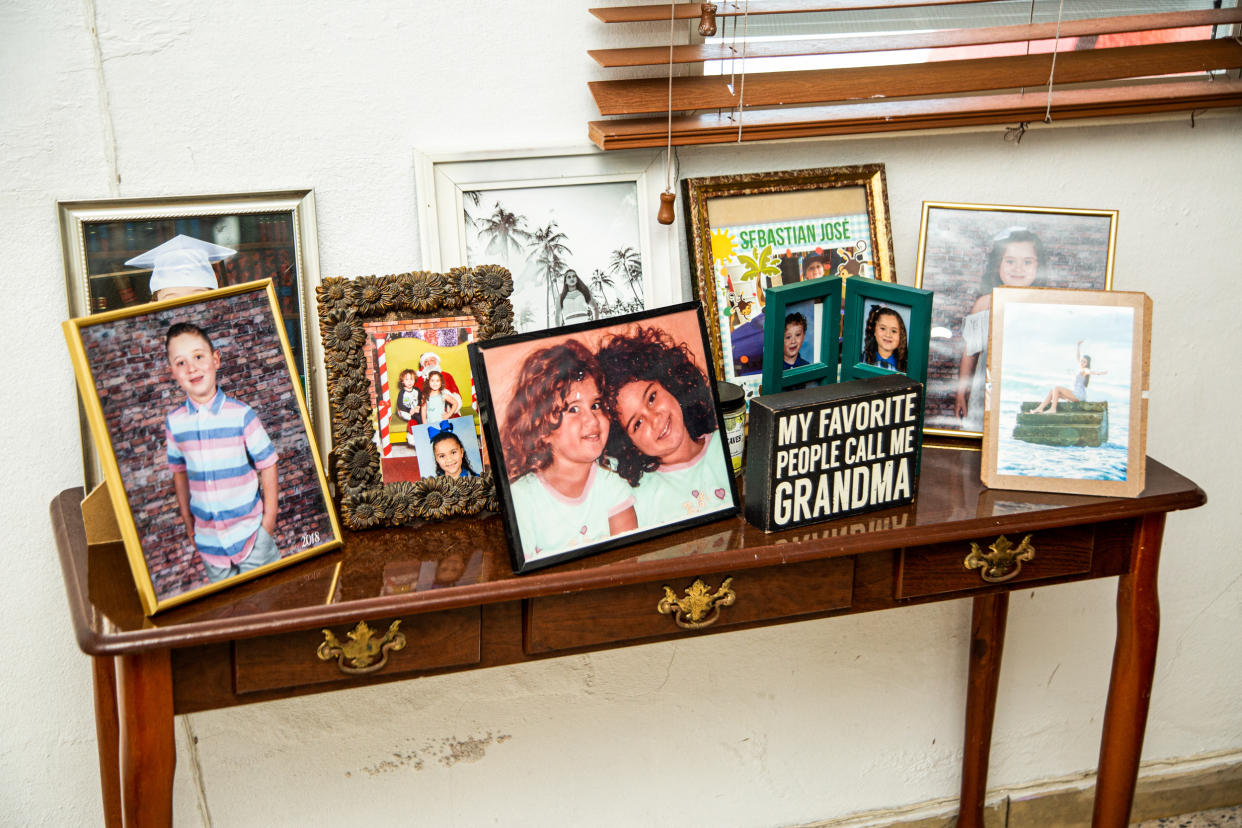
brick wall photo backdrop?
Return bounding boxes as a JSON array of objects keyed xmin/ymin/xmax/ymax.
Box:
[{"xmin": 79, "ymin": 288, "xmax": 335, "ymax": 602}]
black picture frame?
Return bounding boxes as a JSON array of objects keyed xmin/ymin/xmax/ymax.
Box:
[{"xmin": 469, "ymin": 302, "xmax": 740, "ymax": 574}]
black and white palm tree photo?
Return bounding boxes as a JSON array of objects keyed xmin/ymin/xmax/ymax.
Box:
[{"xmin": 463, "ymin": 181, "xmax": 646, "ymax": 332}]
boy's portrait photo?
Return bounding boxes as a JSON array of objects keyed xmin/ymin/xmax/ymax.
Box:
[
  {"xmin": 781, "ymin": 300, "xmax": 818, "ymax": 372},
  {"xmin": 470, "ymin": 303, "xmax": 739, "ymax": 573},
  {"xmin": 64, "ymin": 282, "xmax": 340, "ymax": 614}
]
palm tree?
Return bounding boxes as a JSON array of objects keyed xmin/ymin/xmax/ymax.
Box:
[
  {"xmin": 527, "ymin": 222, "xmax": 572, "ymax": 327},
  {"xmin": 515, "ymin": 307, "xmax": 536, "ymax": 331},
  {"xmin": 607, "ymin": 247, "xmax": 643, "ymax": 306},
  {"xmin": 461, "ymin": 191, "xmax": 483, "ymax": 231},
  {"xmin": 475, "ymin": 203, "xmax": 531, "ymax": 266},
  {"xmin": 589, "ymin": 268, "xmax": 615, "ymax": 308}
]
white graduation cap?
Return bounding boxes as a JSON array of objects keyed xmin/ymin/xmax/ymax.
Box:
[{"xmin": 125, "ymin": 234, "xmax": 236, "ymax": 294}]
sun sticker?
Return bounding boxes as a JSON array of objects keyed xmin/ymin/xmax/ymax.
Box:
[{"xmin": 710, "ymin": 228, "xmax": 737, "ymax": 264}]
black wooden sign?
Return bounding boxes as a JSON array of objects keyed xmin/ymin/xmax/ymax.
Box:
[{"xmin": 744, "ymin": 374, "xmax": 924, "ymax": 532}]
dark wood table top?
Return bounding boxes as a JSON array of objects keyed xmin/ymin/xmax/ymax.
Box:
[{"xmin": 51, "ymin": 447, "xmax": 1205, "ymax": 656}]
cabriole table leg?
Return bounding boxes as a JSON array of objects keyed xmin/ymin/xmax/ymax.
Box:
[
  {"xmin": 116, "ymin": 649, "xmax": 175, "ymax": 828},
  {"xmin": 1092, "ymin": 513, "xmax": 1165, "ymax": 827},
  {"xmin": 957, "ymin": 592, "xmax": 1009, "ymax": 828}
]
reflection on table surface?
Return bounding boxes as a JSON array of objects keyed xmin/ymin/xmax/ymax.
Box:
[{"xmin": 72, "ymin": 446, "xmax": 1200, "ymax": 638}]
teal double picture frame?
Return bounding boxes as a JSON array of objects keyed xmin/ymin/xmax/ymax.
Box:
[{"xmin": 762, "ymin": 275, "xmax": 933, "ymax": 393}]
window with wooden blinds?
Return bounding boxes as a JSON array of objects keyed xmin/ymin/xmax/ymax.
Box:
[{"xmin": 587, "ymin": 1, "xmax": 1242, "ymax": 150}]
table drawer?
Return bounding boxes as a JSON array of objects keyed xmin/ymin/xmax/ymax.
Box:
[
  {"xmin": 233, "ymin": 607, "xmax": 481, "ymax": 695},
  {"xmin": 897, "ymin": 526, "xmax": 1094, "ymax": 600},
  {"xmin": 526, "ymin": 557, "xmax": 854, "ymax": 655}
]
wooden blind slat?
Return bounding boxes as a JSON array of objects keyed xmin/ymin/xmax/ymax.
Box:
[
  {"xmin": 589, "ymin": 39, "xmax": 1242, "ymax": 115},
  {"xmin": 589, "ymin": 9, "xmax": 1242, "ymax": 68},
  {"xmin": 591, "ymin": 0, "xmax": 996, "ymax": 24},
  {"xmin": 588, "ymin": 79, "xmax": 1242, "ymax": 149}
]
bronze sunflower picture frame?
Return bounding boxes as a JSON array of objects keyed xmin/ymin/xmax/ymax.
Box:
[{"xmin": 317, "ymin": 265, "xmax": 516, "ymax": 528}]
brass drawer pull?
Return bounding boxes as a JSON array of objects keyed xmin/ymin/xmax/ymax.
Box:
[
  {"xmin": 657, "ymin": 577, "xmax": 736, "ymax": 630},
  {"xmin": 965, "ymin": 534, "xmax": 1035, "ymax": 583},
  {"xmin": 317, "ymin": 620, "xmax": 406, "ymax": 675}
]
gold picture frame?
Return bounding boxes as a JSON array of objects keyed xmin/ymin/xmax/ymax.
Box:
[
  {"xmin": 914, "ymin": 201, "xmax": 1118, "ymax": 440},
  {"xmin": 683, "ymin": 164, "xmax": 895, "ymax": 401},
  {"xmin": 63, "ymin": 281, "xmax": 341, "ymax": 615},
  {"xmin": 318, "ymin": 266, "xmax": 516, "ymax": 528}
]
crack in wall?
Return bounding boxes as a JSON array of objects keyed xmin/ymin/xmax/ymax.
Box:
[{"xmin": 81, "ymin": 0, "xmax": 121, "ymax": 193}]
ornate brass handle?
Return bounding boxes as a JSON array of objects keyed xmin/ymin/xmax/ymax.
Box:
[
  {"xmin": 317, "ymin": 620, "xmax": 405, "ymax": 675},
  {"xmin": 657, "ymin": 577, "xmax": 736, "ymax": 630},
  {"xmin": 964, "ymin": 534, "xmax": 1035, "ymax": 583}
]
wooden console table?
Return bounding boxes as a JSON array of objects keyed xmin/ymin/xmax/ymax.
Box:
[{"xmin": 51, "ymin": 447, "xmax": 1205, "ymax": 827}]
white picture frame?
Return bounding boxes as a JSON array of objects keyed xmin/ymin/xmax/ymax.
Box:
[{"xmin": 415, "ymin": 146, "xmax": 682, "ymax": 333}]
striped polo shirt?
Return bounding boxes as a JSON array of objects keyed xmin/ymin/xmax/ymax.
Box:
[{"xmin": 166, "ymin": 389, "xmax": 278, "ymax": 567}]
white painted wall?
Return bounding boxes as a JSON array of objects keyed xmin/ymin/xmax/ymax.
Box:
[{"xmin": 2, "ymin": 2, "xmax": 1239, "ymax": 825}]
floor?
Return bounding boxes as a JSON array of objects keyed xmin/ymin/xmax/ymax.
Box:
[{"xmin": 1134, "ymin": 806, "xmax": 1242, "ymax": 826}]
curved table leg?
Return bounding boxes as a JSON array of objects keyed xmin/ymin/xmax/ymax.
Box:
[
  {"xmin": 958, "ymin": 591, "xmax": 1009, "ymax": 828},
  {"xmin": 92, "ymin": 655, "xmax": 122, "ymax": 828},
  {"xmin": 1092, "ymin": 513, "xmax": 1165, "ymax": 827},
  {"xmin": 116, "ymin": 649, "xmax": 175, "ymax": 828}
]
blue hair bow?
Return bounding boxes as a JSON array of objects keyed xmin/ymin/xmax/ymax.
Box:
[{"xmin": 428, "ymin": 420, "xmax": 454, "ymax": 439}]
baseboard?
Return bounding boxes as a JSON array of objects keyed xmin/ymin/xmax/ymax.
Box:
[{"xmin": 799, "ymin": 752, "xmax": 1242, "ymax": 828}]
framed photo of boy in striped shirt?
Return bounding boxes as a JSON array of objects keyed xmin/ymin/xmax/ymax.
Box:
[{"xmin": 64, "ymin": 281, "xmax": 340, "ymax": 615}]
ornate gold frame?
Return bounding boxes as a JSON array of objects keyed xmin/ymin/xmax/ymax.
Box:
[
  {"xmin": 318, "ymin": 266, "xmax": 515, "ymax": 528},
  {"xmin": 682, "ymin": 164, "xmax": 896, "ymax": 387}
]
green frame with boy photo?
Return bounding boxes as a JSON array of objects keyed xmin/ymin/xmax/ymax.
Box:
[
  {"xmin": 840, "ymin": 277, "xmax": 933, "ymax": 386},
  {"xmin": 761, "ymin": 275, "xmax": 842, "ymax": 395}
]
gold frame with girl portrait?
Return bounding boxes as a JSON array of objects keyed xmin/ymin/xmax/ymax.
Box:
[
  {"xmin": 63, "ymin": 281, "xmax": 340, "ymax": 615},
  {"xmin": 914, "ymin": 202, "xmax": 1117, "ymax": 439},
  {"xmin": 317, "ymin": 266, "xmax": 516, "ymax": 529},
  {"xmin": 469, "ymin": 302, "xmax": 739, "ymax": 574}
]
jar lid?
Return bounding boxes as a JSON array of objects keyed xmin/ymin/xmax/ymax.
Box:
[{"xmin": 716, "ymin": 381, "xmax": 745, "ymax": 410}]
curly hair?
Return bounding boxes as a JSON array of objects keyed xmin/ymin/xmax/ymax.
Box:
[
  {"xmin": 862, "ymin": 305, "xmax": 908, "ymax": 372},
  {"xmin": 981, "ymin": 227, "xmax": 1045, "ymax": 292},
  {"xmin": 501, "ymin": 339, "xmax": 606, "ymax": 482},
  {"xmin": 397, "ymin": 368, "xmax": 417, "ymax": 387},
  {"xmin": 596, "ymin": 326, "xmax": 716, "ymax": 486}
]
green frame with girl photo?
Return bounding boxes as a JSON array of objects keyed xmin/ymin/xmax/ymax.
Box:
[{"xmin": 840, "ymin": 277, "xmax": 933, "ymax": 386}]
